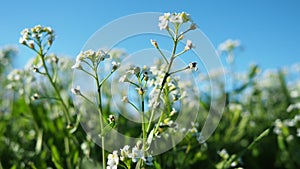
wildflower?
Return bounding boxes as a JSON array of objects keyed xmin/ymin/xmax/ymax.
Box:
[
  {"xmin": 169, "ymin": 13, "xmax": 183, "ymax": 24},
  {"xmin": 96, "ymin": 49, "xmax": 110, "ymax": 61},
  {"xmin": 297, "ymin": 128, "xmax": 300, "ymax": 137},
  {"xmin": 158, "ymin": 13, "xmax": 170, "ymax": 30},
  {"xmin": 107, "ymin": 151, "xmax": 119, "ymax": 169},
  {"xmin": 188, "ymin": 62, "xmax": 198, "ymax": 71},
  {"xmin": 150, "ymin": 39, "xmax": 158, "ymax": 48},
  {"xmin": 180, "ymin": 12, "xmax": 191, "ymax": 23},
  {"xmin": 71, "ymin": 85, "xmax": 81, "ymax": 95},
  {"xmin": 19, "ymin": 25, "xmax": 55, "ymax": 49},
  {"xmin": 111, "ymin": 61, "xmax": 120, "ymax": 72},
  {"xmin": 142, "ymin": 66, "xmax": 153, "ymax": 81},
  {"xmin": 121, "ymin": 96, "xmax": 129, "ymax": 103},
  {"xmin": 218, "ymin": 39, "xmax": 241, "ymax": 53},
  {"xmin": 218, "ymin": 149, "xmax": 229, "ymax": 159},
  {"xmin": 128, "ymin": 146, "xmax": 144, "ymax": 163},
  {"xmin": 273, "ymin": 119, "xmax": 283, "ymax": 135},
  {"xmin": 283, "ymin": 119, "xmax": 295, "ymax": 127},
  {"xmin": 184, "ymin": 40, "xmax": 194, "ymax": 51},
  {"xmin": 127, "ymin": 65, "xmax": 141, "ymax": 76},
  {"xmin": 120, "ymin": 145, "xmax": 130, "ymax": 161},
  {"xmin": 19, "ymin": 37, "xmax": 26, "ymax": 45},
  {"xmin": 84, "ymin": 49, "xmax": 95, "ymax": 60}
]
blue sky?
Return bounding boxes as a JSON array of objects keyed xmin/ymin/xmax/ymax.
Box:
[{"xmin": 1, "ymin": 0, "xmax": 299, "ymax": 71}]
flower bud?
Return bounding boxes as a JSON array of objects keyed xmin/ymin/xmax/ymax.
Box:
[{"xmin": 150, "ymin": 39, "xmax": 158, "ymax": 48}]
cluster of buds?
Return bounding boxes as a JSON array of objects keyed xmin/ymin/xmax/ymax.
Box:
[
  {"xmin": 19, "ymin": 25, "xmax": 55, "ymax": 51},
  {"xmin": 71, "ymin": 49, "xmax": 110, "ymax": 69},
  {"xmin": 158, "ymin": 12, "xmax": 194, "ymax": 30}
]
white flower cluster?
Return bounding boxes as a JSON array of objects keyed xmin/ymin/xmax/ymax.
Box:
[
  {"xmin": 218, "ymin": 39, "xmax": 241, "ymax": 53},
  {"xmin": 273, "ymin": 114, "xmax": 300, "ymax": 138},
  {"xmin": 188, "ymin": 122, "xmax": 204, "ymax": 143},
  {"xmin": 106, "ymin": 143, "xmax": 153, "ymax": 169},
  {"xmin": 71, "ymin": 49, "xmax": 110, "ymax": 69},
  {"xmin": 19, "ymin": 25, "xmax": 55, "ymax": 49},
  {"xmin": 158, "ymin": 12, "xmax": 192, "ymax": 30}
]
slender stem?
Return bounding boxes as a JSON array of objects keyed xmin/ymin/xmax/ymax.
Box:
[
  {"xmin": 156, "ymin": 47, "xmax": 169, "ymax": 64},
  {"xmin": 94, "ymin": 65, "xmax": 106, "ymax": 169},
  {"xmin": 174, "ymin": 49, "xmax": 187, "ymax": 58},
  {"xmin": 169, "ymin": 67, "xmax": 188, "ymax": 75},
  {"xmin": 99, "ymin": 71, "xmax": 114, "ymax": 87},
  {"xmin": 146, "ymin": 33, "xmax": 179, "ymax": 134},
  {"xmin": 128, "ymin": 101, "xmax": 140, "ymax": 113},
  {"xmin": 37, "ymin": 41, "xmax": 71, "ymax": 124}
]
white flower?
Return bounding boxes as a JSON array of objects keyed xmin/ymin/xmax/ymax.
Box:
[
  {"xmin": 218, "ymin": 149, "xmax": 229, "ymax": 159},
  {"xmin": 184, "ymin": 40, "xmax": 194, "ymax": 51},
  {"xmin": 169, "ymin": 13, "xmax": 183, "ymax": 24},
  {"xmin": 120, "ymin": 145, "xmax": 130, "ymax": 161},
  {"xmin": 71, "ymin": 85, "xmax": 81, "ymax": 95},
  {"xmin": 107, "ymin": 151, "xmax": 119, "ymax": 169},
  {"xmin": 19, "ymin": 37, "xmax": 26, "ymax": 44},
  {"xmin": 297, "ymin": 128, "xmax": 300, "ymax": 137},
  {"xmin": 128, "ymin": 146, "xmax": 144, "ymax": 163},
  {"xmin": 218, "ymin": 39, "xmax": 241, "ymax": 53},
  {"xmin": 158, "ymin": 13, "xmax": 170, "ymax": 30},
  {"xmin": 127, "ymin": 65, "xmax": 140, "ymax": 75},
  {"xmin": 96, "ymin": 49, "xmax": 110, "ymax": 61}
]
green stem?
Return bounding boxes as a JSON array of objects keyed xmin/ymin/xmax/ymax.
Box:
[
  {"xmin": 38, "ymin": 47, "xmax": 71, "ymax": 124},
  {"xmin": 146, "ymin": 33, "xmax": 179, "ymax": 134},
  {"xmin": 156, "ymin": 47, "xmax": 169, "ymax": 64},
  {"xmin": 94, "ymin": 65, "xmax": 106, "ymax": 169}
]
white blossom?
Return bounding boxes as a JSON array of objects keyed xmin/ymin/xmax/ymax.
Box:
[
  {"xmin": 158, "ymin": 13, "xmax": 170, "ymax": 30},
  {"xmin": 184, "ymin": 40, "xmax": 194, "ymax": 51},
  {"xmin": 218, "ymin": 39, "xmax": 241, "ymax": 53},
  {"xmin": 106, "ymin": 151, "xmax": 119, "ymax": 169}
]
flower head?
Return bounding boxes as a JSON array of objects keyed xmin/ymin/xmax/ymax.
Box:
[
  {"xmin": 158, "ymin": 13, "xmax": 170, "ymax": 30},
  {"xmin": 120, "ymin": 145, "xmax": 130, "ymax": 161},
  {"xmin": 107, "ymin": 151, "xmax": 119, "ymax": 169},
  {"xmin": 218, "ymin": 39, "xmax": 241, "ymax": 53},
  {"xmin": 184, "ymin": 40, "xmax": 194, "ymax": 51},
  {"xmin": 19, "ymin": 25, "xmax": 55, "ymax": 50}
]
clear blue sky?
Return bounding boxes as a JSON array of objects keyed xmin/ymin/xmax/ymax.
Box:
[{"xmin": 1, "ymin": 0, "xmax": 299, "ymax": 71}]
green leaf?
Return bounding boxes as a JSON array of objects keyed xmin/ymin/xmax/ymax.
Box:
[{"xmin": 51, "ymin": 145, "xmax": 63, "ymax": 169}]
